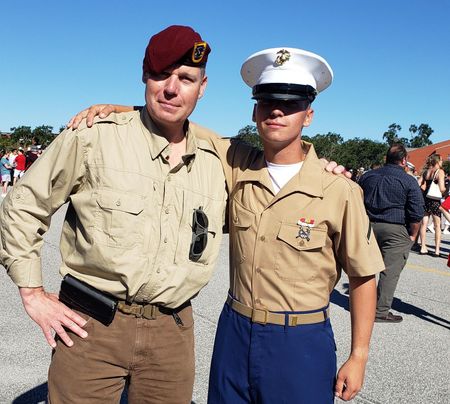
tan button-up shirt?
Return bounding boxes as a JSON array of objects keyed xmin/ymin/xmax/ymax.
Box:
[
  {"xmin": 195, "ymin": 133, "xmax": 384, "ymax": 312},
  {"xmin": 0, "ymin": 110, "xmax": 227, "ymax": 308}
]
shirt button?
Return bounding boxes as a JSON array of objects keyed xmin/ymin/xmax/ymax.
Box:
[
  {"xmin": 256, "ymin": 267, "xmax": 261, "ymax": 274},
  {"xmin": 156, "ymin": 268, "xmax": 161, "ymax": 273},
  {"xmin": 121, "ymin": 115, "xmax": 126, "ymax": 120},
  {"xmin": 255, "ymin": 298, "xmax": 261, "ymax": 304},
  {"xmin": 259, "ymin": 235, "xmax": 265, "ymax": 241},
  {"xmin": 165, "ymin": 207, "xmax": 170, "ymax": 214},
  {"xmin": 115, "ymin": 200, "xmax": 121, "ymax": 207},
  {"xmin": 167, "ymin": 176, "xmax": 171, "ymax": 182},
  {"xmin": 298, "ymin": 239, "xmax": 305, "ymax": 246},
  {"xmin": 163, "ymin": 237, "xmax": 168, "ymax": 243}
]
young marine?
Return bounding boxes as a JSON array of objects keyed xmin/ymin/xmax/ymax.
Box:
[{"xmin": 204, "ymin": 48, "xmax": 385, "ymax": 404}]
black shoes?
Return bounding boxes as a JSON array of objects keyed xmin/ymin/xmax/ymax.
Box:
[{"xmin": 375, "ymin": 312, "xmax": 403, "ymax": 323}]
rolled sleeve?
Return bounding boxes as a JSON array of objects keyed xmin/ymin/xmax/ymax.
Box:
[{"xmin": 0, "ymin": 129, "xmax": 86, "ymax": 287}]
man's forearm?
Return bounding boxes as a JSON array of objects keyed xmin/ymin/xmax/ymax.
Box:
[
  {"xmin": 408, "ymin": 222, "xmax": 421, "ymax": 241},
  {"xmin": 348, "ymin": 275, "xmax": 376, "ymax": 360}
]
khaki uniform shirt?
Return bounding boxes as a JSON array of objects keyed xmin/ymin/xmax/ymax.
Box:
[
  {"xmin": 0, "ymin": 110, "xmax": 227, "ymax": 308},
  {"xmin": 195, "ymin": 133, "xmax": 384, "ymax": 312}
]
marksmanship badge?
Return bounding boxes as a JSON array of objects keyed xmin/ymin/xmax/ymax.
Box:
[
  {"xmin": 192, "ymin": 41, "xmax": 207, "ymax": 63},
  {"xmin": 296, "ymin": 218, "xmax": 315, "ymax": 241},
  {"xmin": 275, "ymin": 49, "xmax": 291, "ymax": 66}
]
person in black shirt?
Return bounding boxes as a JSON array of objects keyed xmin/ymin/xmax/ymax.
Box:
[{"xmin": 359, "ymin": 144, "xmax": 424, "ymax": 323}]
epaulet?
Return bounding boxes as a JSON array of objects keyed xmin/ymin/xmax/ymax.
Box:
[
  {"xmin": 71, "ymin": 111, "xmax": 138, "ymax": 132},
  {"xmin": 322, "ymin": 169, "xmax": 360, "ymax": 192}
]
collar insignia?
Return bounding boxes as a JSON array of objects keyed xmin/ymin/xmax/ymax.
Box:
[
  {"xmin": 192, "ymin": 41, "xmax": 207, "ymax": 63},
  {"xmin": 275, "ymin": 49, "xmax": 291, "ymax": 66},
  {"xmin": 296, "ymin": 218, "xmax": 315, "ymax": 241}
]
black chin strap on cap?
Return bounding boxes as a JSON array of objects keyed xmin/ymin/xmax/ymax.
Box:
[{"xmin": 252, "ymin": 83, "xmax": 317, "ymax": 102}]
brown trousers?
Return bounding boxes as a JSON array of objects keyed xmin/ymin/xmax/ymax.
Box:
[{"xmin": 48, "ymin": 304, "xmax": 195, "ymax": 404}]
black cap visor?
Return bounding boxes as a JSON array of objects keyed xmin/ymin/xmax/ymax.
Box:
[{"xmin": 252, "ymin": 83, "xmax": 317, "ymax": 102}]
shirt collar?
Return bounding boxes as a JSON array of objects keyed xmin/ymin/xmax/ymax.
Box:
[
  {"xmin": 140, "ymin": 108, "xmax": 217, "ymax": 172},
  {"xmin": 385, "ymin": 163, "xmax": 405, "ymax": 170},
  {"xmin": 237, "ymin": 141, "xmax": 324, "ymax": 198},
  {"xmin": 140, "ymin": 107, "xmax": 171, "ymax": 160}
]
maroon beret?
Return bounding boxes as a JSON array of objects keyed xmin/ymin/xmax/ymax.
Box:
[{"xmin": 143, "ymin": 25, "xmax": 211, "ymax": 75}]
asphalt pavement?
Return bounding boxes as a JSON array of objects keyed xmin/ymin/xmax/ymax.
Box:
[{"xmin": 0, "ymin": 204, "xmax": 449, "ymax": 404}]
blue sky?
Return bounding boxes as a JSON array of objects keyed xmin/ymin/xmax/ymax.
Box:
[{"xmin": 1, "ymin": 0, "xmax": 449, "ymax": 143}]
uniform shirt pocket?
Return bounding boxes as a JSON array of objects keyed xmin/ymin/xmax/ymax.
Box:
[
  {"xmin": 231, "ymin": 201, "xmax": 255, "ymax": 264},
  {"xmin": 94, "ymin": 189, "xmax": 145, "ymax": 249},
  {"xmin": 275, "ymin": 223, "xmax": 327, "ymax": 281}
]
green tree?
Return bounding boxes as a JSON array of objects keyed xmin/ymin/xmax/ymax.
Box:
[
  {"xmin": 10, "ymin": 125, "xmax": 32, "ymax": 145},
  {"xmin": 408, "ymin": 124, "xmax": 433, "ymax": 148},
  {"xmin": 339, "ymin": 138, "xmax": 387, "ymax": 169},
  {"xmin": 307, "ymin": 132, "xmax": 344, "ymax": 160},
  {"xmin": 32, "ymin": 125, "xmax": 56, "ymax": 147},
  {"xmin": 0, "ymin": 136, "xmax": 14, "ymax": 150},
  {"xmin": 235, "ymin": 125, "xmax": 263, "ymax": 150},
  {"xmin": 442, "ymin": 160, "xmax": 450, "ymax": 175},
  {"xmin": 382, "ymin": 123, "xmax": 408, "ymax": 146}
]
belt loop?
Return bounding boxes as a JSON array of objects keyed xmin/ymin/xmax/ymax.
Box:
[{"xmin": 323, "ymin": 308, "xmax": 328, "ymax": 321}]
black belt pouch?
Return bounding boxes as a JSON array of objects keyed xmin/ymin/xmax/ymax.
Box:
[{"xmin": 59, "ymin": 274, "xmax": 118, "ymax": 326}]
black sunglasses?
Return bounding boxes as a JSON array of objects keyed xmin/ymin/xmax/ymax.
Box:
[{"xmin": 189, "ymin": 207, "xmax": 214, "ymax": 262}]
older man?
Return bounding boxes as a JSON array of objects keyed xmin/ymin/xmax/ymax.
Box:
[
  {"xmin": 0, "ymin": 25, "xmax": 227, "ymax": 403},
  {"xmin": 359, "ymin": 144, "xmax": 424, "ymax": 323}
]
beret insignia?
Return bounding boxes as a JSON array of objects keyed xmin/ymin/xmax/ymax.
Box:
[{"xmin": 192, "ymin": 41, "xmax": 207, "ymax": 63}]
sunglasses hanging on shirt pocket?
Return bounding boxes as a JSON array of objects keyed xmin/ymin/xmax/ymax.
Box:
[{"xmin": 189, "ymin": 206, "xmax": 216, "ymax": 262}]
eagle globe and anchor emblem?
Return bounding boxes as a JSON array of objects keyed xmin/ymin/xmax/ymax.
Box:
[{"xmin": 275, "ymin": 49, "xmax": 291, "ymax": 66}]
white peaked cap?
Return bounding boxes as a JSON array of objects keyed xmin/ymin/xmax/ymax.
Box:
[{"xmin": 241, "ymin": 47, "xmax": 333, "ymax": 100}]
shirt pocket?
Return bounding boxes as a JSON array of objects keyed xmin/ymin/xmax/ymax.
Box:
[
  {"xmin": 94, "ymin": 189, "xmax": 145, "ymax": 249},
  {"xmin": 175, "ymin": 189, "xmax": 225, "ymax": 266},
  {"xmin": 231, "ymin": 200, "xmax": 255, "ymax": 264},
  {"xmin": 275, "ymin": 223, "xmax": 327, "ymax": 281}
]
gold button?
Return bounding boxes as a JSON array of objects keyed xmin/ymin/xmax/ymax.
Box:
[
  {"xmin": 259, "ymin": 235, "xmax": 265, "ymax": 241},
  {"xmin": 115, "ymin": 200, "xmax": 121, "ymax": 206}
]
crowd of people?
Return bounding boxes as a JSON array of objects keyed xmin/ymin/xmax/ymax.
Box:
[
  {"xmin": 0, "ymin": 141, "xmax": 42, "ymax": 197},
  {"xmin": 353, "ymin": 153, "xmax": 450, "ymax": 261}
]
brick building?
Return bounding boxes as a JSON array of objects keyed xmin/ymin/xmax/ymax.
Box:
[{"xmin": 407, "ymin": 139, "xmax": 450, "ymax": 173}]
